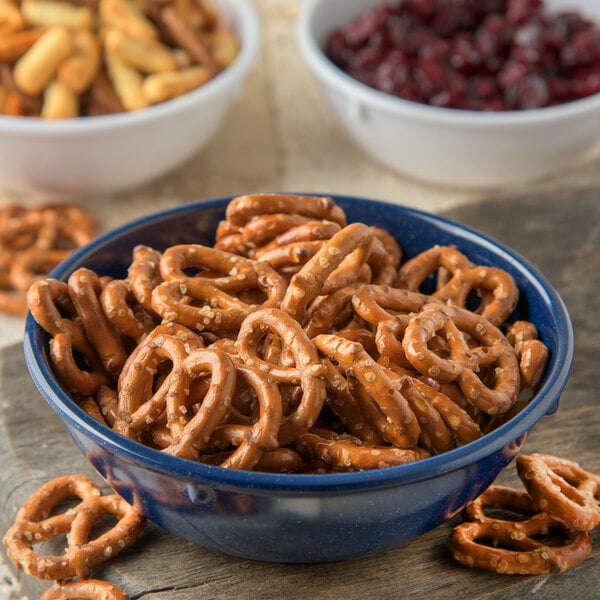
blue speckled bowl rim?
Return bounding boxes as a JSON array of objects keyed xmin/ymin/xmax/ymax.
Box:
[{"xmin": 24, "ymin": 194, "xmax": 574, "ymax": 493}]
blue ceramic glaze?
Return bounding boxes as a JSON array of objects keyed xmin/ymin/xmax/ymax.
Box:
[{"xmin": 24, "ymin": 195, "xmax": 574, "ymax": 563}]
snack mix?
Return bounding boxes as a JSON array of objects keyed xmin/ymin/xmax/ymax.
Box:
[{"xmin": 0, "ymin": 0, "xmax": 238, "ymax": 118}]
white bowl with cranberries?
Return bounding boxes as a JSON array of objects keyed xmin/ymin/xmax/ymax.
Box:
[{"xmin": 298, "ymin": 0, "xmax": 600, "ymax": 189}]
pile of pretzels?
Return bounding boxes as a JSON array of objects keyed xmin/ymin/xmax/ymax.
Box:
[
  {"xmin": 27, "ymin": 193, "xmax": 550, "ymax": 473},
  {"xmin": 0, "ymin": 0, "xmax": 238, "ymax": 118},
  {"xmin": 0, "ymin": 202, "xmax": 97, "ymax": 315}
]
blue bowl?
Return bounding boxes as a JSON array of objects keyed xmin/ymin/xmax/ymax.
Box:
[{"xmin": 24, "ymin": 195, "xmax": 574, "ymax": 563}]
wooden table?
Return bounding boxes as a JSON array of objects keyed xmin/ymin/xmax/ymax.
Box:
[{"xmin": 1, "ymin": 192, "xmax": 599, "ymax": 600}]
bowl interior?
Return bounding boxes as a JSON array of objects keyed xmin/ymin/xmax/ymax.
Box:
[{"xmin": 24, "ymin": 195, "xmax": 573, "ymax": 491}]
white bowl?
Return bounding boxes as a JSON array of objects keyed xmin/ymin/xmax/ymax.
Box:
[
  {"xmin": 0, "ymin": 0, "xmax": 260, "ymax": 196},
  {"xmin": 298, "ymin": 0, "xmax": 600, "ymax": 189}
]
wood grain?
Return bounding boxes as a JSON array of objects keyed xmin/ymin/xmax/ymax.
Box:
[{"xmin": 1, "ymin": 193, "xmax": 599, "ymax": 599}]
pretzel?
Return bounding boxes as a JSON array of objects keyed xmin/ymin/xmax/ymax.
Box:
[
  {"xmin": 368, "ymin": 226, "xmax": 403, "ymax": 286},
  {"xmin": 280, "ymin": 222, "xmax": 373, "ymax": 323},
  {"xmin": 236, "ymin": 307, "xmax": 327, "ymax": 444},
  {"xmin": 314, "ymin": 333, "xmax": 420, "ymax": 448},
  {"xmin": 192, "ymin": 362, "xmax": 283, "ymax": 469},
  {"xmin": 506, "ymin": 321, "xmax": 549, "ymax": 390},
  {"xmin": 448, "ymin": 485, "xmax": 592, "ymax": 574},
  {"xmin": 100, "ymin": 278, "xmax": 156, "ymax": 343},
  {"xmin": 27, "ymin": 278, "xmax": 112, "ymax": 395},
  {"xmin": 2, "ymin": 474, "xmax": 146, "ymax": 581},
  {"xmin": 434, "ymin": 265, "xmax": 519, "ymax": 327},
  {"xmin": 114, "ymin": 327, "xmax": 196, "ymax": 439},
  {"xmin": 0, "ymin": 202, "xmax": 97, "ymax": 316},
  {"xmin": 68, "ymin": 268, "xmax": 128, "ymax": 377},
  {"xmin": 402, "ymin": 304, "xmax": 520, "ymax": 415},
  {"xmin": 295, "ymin": 427, "xmax": 430, "ymax": 471},
  {"xmin": 126, "ymin": 244, "xmax": 163, "ymax": 315},
  {"xmin": 398, "ymin": 245, "xmax": 472, "ymax": 292},
  {"xmin": 162, "ymin": 347, "xmax": 239, "ymax": 460},
  {"xmin": 225, "ymin": 193, "xmax": 347, "ymax": 228},
  {"xmin": 392, "ymin": 372, "xmax": 483, "ymax": 452},
  {"xmin": 517, "ymin": 453, "xmax": 600, "ymax": 531},
  {"xmin": 40, "ymin": 579, "xmax": 130, "ymax": 600},
  {"xmin": 158, "ymin": 3, "xmax": 219, "ymax": 75}
]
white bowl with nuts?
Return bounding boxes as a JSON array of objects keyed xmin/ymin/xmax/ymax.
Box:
[{"xmin": 0, "ymin": 0, "xmax": 260, "ymax": 195}]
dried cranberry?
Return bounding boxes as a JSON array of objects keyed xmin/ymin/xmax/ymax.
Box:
[
  {"xmin": 504, "ymin": 73, "xmax": 550, "ymax": 108},
  {"xmin": 373, "ymin": 51, "xmax": 410, "ymax": 94},
  {"xmin": 325, "ymin": 0, "xmax": 600, "ymax": 111},
  {"xmin": 506, "ymin": 0, "xmax": 543, "ymax": 24}
]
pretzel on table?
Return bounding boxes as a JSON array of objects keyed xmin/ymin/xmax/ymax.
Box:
[
  {"xmin": 448, "ymin": 484, "xmax": 592, "ymax": 574},
  {"xmin": 517, "ymin": 453, "xmax": 600, "ymax": 531},
  {"xmin": 40, "ymin": 579, "xmax": 130, "ymax": 600},
  {"xmin": 2, "ymin": 474, "xmax": 146, "ymax": 581}
]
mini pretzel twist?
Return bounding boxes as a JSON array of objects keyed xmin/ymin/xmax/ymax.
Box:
[
  {"xmin": 313, "ymin": 333, "xmax": 420, "ymax": 448},
  {"xmin": 236, "ymin": 307, "xmax": 327, "ymax": 445},
  {"xmin": 0, "ymin": 202, "xmax": 97, "ymax": 315},
  {"xmin": 225, "ymin": 193, "xmax": 347, "ymax": 228},
  {"xmin": 448, "ymin": 484, "xmax": 592, "ymax": 574},
  {"xmin": 402, "ymin": 304, "xmax": 520, "ymax": 415},
  {"xmin": 68, "ymin": 267, "xmax": 128, "ymax": 377},
  {"xmin": 506, "ymin": 321, "xmax": 549, "ymax": 390},
  {"xmin": 2, "ymin": 474, "xmax": 146, "ymax": 581},
  {"xmin": 517, "ymin": 453, "xmax": 600, "ymax": 531},
  {"xmin": 197, "ymin": 361, "xmax": 283, "ymax": 470},
  {"xmin": 152, "ymin": 245, "xmax": 286, "ymax": 333},
  {"xmin": 27, "ymin": 278, "xmax": 111, "ymax": 395},
  {"xmin": 295, "ymin": 427, "xmax": 430, "ymax": 471},
  {"xmin": 114, "ymin": 326, "xmax": 200, "ymax": 440},
  {"xmin": 280, "ymin": 222, "xmax": 373, "ymax": 323}
]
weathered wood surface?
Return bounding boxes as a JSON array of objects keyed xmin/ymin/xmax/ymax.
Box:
[{"xmin": 1, "ymin": 193, "xmax": 599, "ymax": 600}]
